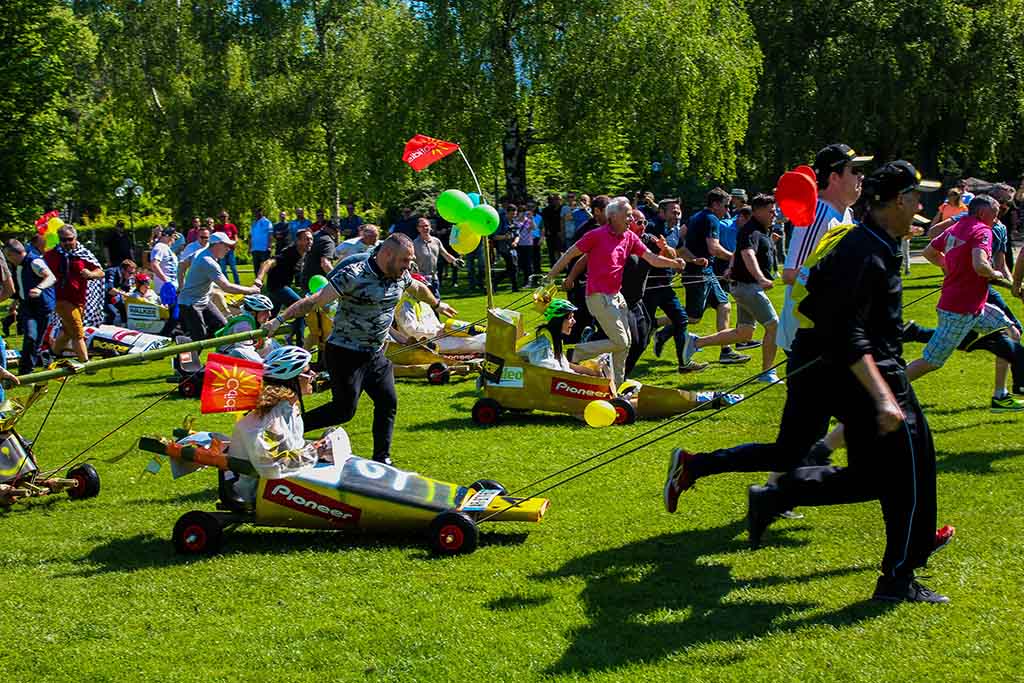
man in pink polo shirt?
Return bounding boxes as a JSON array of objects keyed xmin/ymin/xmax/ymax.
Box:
[
  {"xmin": 547, "ymin": 196, "xmax": 697, "ymax": 384},
  {"xmin": 906, "ymin": 194, "xmax": 1023, "ymax": 412}
]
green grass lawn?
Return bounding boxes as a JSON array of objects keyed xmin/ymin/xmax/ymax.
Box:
[{"xmin": 2, "ymin": 264, "xmax": 1023, "ymax": 682}]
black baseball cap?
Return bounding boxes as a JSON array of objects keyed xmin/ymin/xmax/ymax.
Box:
[
  {"xmin": 812, "ymin": 143, "xmax": 874, "ymax": 179},
  {"xmin": 862, "ymin": 160, "xmax": 941, "ymax": 202},
  {"xmin": 161, "ymin": 226, "xmax": 177, "ymax": 237}
]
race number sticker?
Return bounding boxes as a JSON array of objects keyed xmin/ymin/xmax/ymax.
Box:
[
  {"xmin": 461, "ymin": 489, "xmax": 501, "ymax": 512},
  {"xmin": 126, "ymin": 303, "xmax": 160, "ymax": 321}
]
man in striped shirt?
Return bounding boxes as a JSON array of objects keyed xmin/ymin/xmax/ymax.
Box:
[{"xmin": 777, "ymin": 144, "xmax": 873, "ymax": 352}]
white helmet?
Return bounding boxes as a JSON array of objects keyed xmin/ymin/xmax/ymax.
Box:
[
  {"xmin": 243, "ymin": 294, "xmax": 274, "ymax": 312},
  {"xmin": 263, "ymin": 345, "xmax": 311, "ymax": 381}
]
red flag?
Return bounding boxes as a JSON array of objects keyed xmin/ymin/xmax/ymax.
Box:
[
  {"xmin": 200, "ymin": 353, "xmax": 264, "ymax": 414},
  {"xmin": 403, "ymin": 134, "xmax": 460, "ymax": 172}
]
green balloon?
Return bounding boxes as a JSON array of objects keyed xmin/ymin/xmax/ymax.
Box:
[
  {"xmin": 309, "ymin": 274, "xmax": 329, "ymax": 294},
  {"xmin": 467, "ymin": 204, "xmax": 500, "ymax": 236},
  {"xmin": 436, "ymin": 189, "xmax": 474, "ymax": 224}
]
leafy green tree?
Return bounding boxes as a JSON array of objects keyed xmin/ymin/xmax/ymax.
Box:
[
  {"xmin": 744, "ymin": 0, "xmax": 1024, "ymax": 184},
  {"xmin": 0, "ymin": 0, "xmax": 97, "ymax": 225},
  {"xmin": 414, "ymin": 0, "xmax": 761, "ymax": 199}
]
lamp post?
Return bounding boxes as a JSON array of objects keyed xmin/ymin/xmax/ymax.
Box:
[{"xmin": 114, "ymin": 177, "xmax": 144, "ymax": 231}]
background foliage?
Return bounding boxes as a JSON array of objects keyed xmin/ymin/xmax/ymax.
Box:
[{"xmin": 2, "ymin": 0, "xmax": 1023, "ymax": 228}]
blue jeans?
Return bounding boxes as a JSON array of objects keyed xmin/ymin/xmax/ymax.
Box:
[
  {"xmin": 464, "ymin": 245, "xmax": 483, "ymax": 289},
  {"xmin": 220, "ymin": 249, "xmax": 240, "ymax": 284},
  {"xmin": 268, "ymin": 286, "xmax": 305, "ymax": 343},
  {"xmin": 19, "ymin": 308, "xmax": 50, "ymax": 374},
  {"xmin": 251, "ymin": 250, "xmax": 270, "ymax": 278},
  {"xmin": 644, "ymin": 286, "xmax": 689, "ymax": 366}
]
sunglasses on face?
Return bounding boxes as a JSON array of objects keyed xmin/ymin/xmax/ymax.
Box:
[{"xmin": 60, "ymin": 237, "xmax": 75, "ymax": 244}]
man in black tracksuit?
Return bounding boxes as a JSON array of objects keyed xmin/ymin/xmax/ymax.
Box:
[{"xmin": 747, "ymin": 161, "xmax": 948, "ymax": 604}]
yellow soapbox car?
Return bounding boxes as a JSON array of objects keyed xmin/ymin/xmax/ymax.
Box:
[
  {"xmin": 138, "ymin": 430, "xmax": 549, "ymax": 556},
  {"xmin": 472, "ymin": 308, "xmax": 741, "ymax": 426}
]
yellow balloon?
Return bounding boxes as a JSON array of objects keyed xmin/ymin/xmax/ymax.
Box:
[
  {"xmin": 584, "ymin": 400, "xmax": 617, "ymax": 428},
  {"xmin": 450, "ymin": 222, "xmax": 482, "ymax": 254},
  {"xmin": 47, "ymin": 217, "xmax": 64, "ymax": 232}
]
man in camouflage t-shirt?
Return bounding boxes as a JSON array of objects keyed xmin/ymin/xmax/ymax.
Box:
[{"xmin": 265, "ymin": 234, "xmax": 456, "ymax": 464}]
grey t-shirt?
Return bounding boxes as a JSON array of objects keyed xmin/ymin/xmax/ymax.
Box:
[
  {"xmin": 326, "ymin": 255, "xmax": 413, "ymax": 352},
  {"xmin": 178, "ymin": 252, "xmax": 224, "ymax": 306},
  {"xmin": 413, "ymin": 236, "xmax": 441, "ymax": 276}
]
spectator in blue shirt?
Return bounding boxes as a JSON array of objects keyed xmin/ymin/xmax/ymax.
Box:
[
  {"xmin": 289, "ymin": 208, "xmax": 312, "ymax": 242},
  {"xmin": 249, "ymin": 207, "xmax": 273, "ymax": 275}
]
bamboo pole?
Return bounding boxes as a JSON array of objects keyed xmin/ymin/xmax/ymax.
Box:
[{"xmin": 14, "ymin": 329, "xmax": 268, "ymax": 386}]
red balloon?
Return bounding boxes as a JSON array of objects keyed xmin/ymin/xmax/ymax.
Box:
[
  {"xmin": 793, "ymin": 164, "xmax": 816, "ymax": 184},
  {"xmin": 776, "ymin": 171, "xmax": 817, "ymax": 226}
]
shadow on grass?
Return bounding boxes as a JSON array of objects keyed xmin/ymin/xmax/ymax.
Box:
[
  {"xmin": 520, "ymin": 520, "xmax": 888, "ymax": 674},
  {"xmin": 121, "ymin": 488, "xmax": 219, "ymax": 506},
  {"xmin": 937, "ymin": 448, "xmax": 1022, "ymax": 475},
  {"xmin": 78, "ymin": 376, "xmax": 166, "ymax": 388},
  {"xmin": 930, "ymin": 418, "xmax": 1017, "ymax": 436},
  {"xmin": 59, "ymin": 526, "xmax": 529, "ymax": 577},
  {"xmin": 919, "ymin": 404, "xmax": 985, "ymax": 417},
  {"xmin": 407, "ymin": 413, "xmax": 584, "ymax": 431}
]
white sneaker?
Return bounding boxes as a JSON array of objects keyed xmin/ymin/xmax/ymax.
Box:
[
  {"xmin": 756, "ymin": 370, "xmax": 780, "ymax": 383},
  {"xmin": 682, "ymin": 333, "xmax": 699, "ymax": 364}
]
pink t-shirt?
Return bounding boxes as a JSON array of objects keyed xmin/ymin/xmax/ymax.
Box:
[
  {"xmin": 575, "ymin": 224, "xmax": 649, "ymax": 296},
  {"xmin": 933, "ymin": 216, "xmax": 992, "ymax": 315}
]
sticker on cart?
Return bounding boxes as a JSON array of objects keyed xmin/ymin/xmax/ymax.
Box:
[
  {"xmin": 496, "ymin": 365, "xmax": 524, "ymax": 388},
  {"xmin": 461, "ymin": 489, "xmax": 502, "ymax": 512}
]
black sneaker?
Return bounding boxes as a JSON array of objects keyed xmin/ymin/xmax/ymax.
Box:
[
  {"xmin": 804, "ymin": 440, "xmax": 833, "ymax": 466},
  {"xmin": 218, "ymin": 471, "xmax": 247, "ymax": 512},
  {"xmin": 735, "ymin": 340, "xmax": 762, "ymax": 350},
  {"xmin": 678, "ymin": 360, "xmax": 709, "ymax": 373},
  {"xmin": 747, "ymin": 485, "xmax": 781, "ymax": 548},
  {"xmin": 376, "ymin": 455, "xmax": 394, "ymax": 467},
  {"xmin": 653, "ymin": 327, "xmax": 671, "ymax": 358},
  {"xmin": 872, "ymin": 575, "xmax": 950, "ymax": 604},
  {"xmin": 719, "ymin": 349, "xmax": 751, "ymax": 365},
  {"xmin": 900, "ymin": 319, "xmax": 932, "ymax": 345}
]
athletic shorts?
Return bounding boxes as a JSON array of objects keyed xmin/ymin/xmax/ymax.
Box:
[
  {"xmin": 55, "ymin": 300, "xmax": 85, "ymax": 340},
  {"xmin": 732, "ymin": 282, "xmax": 778, "ymax": 328},
  {"xmin": 922, "ymin": 304, "xmax": 1011, "ymax": 367},
  {"xmin": 684, "ymin": 270, "xmax": 729, "ymax": 321}
]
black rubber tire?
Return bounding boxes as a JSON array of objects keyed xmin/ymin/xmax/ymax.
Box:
[
  {"xmin": 427, "ymin": 362, "xmax": 451, "ymax": 385},
  {"xmin": 468, "ymin": 479, "xmax": 507, "ymax": 495},
  {"xmin": 610, "ymin": 397, "xmax": 637, "ymax": 425},
  {"xmin": 179, "ymin": 376, "xmax": 201, "ymax": 398},
  {"xmin": 66, "ymin": 463, "xmax": 101, "ymax": 500},
  {"xmin": 471, "ymin": 398, "xmax": 502, "ymax": 426},
  {"xmin": 172, "ymin": 511, "xmax": 224, "ymax": 556},
  {"xmin": 428, "ymin": 511, "xmax": 479, "ymax": 556}
]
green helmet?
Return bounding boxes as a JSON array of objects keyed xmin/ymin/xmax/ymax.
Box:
[{"xmin": 543, "ymin": 298, "xmax": 578, "ymax": 322}]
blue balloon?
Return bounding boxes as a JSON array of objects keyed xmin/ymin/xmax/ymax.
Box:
[{"xmin": 467, "ymin": 192, "xmax": 482, "ymax": 207}]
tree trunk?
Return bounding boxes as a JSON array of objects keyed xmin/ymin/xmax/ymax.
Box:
[
  {"xmin": 324, "ymin": 122, "xmax": 341, "ymax": 219},
  {"xmin": 502, "ymin": 117, "xmax": 528, "ymax": 201}
]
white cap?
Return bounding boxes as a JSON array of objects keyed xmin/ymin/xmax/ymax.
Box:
[{"xmin": 209, "ymin": 232, "xmax": 236, "ymax": 247}]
